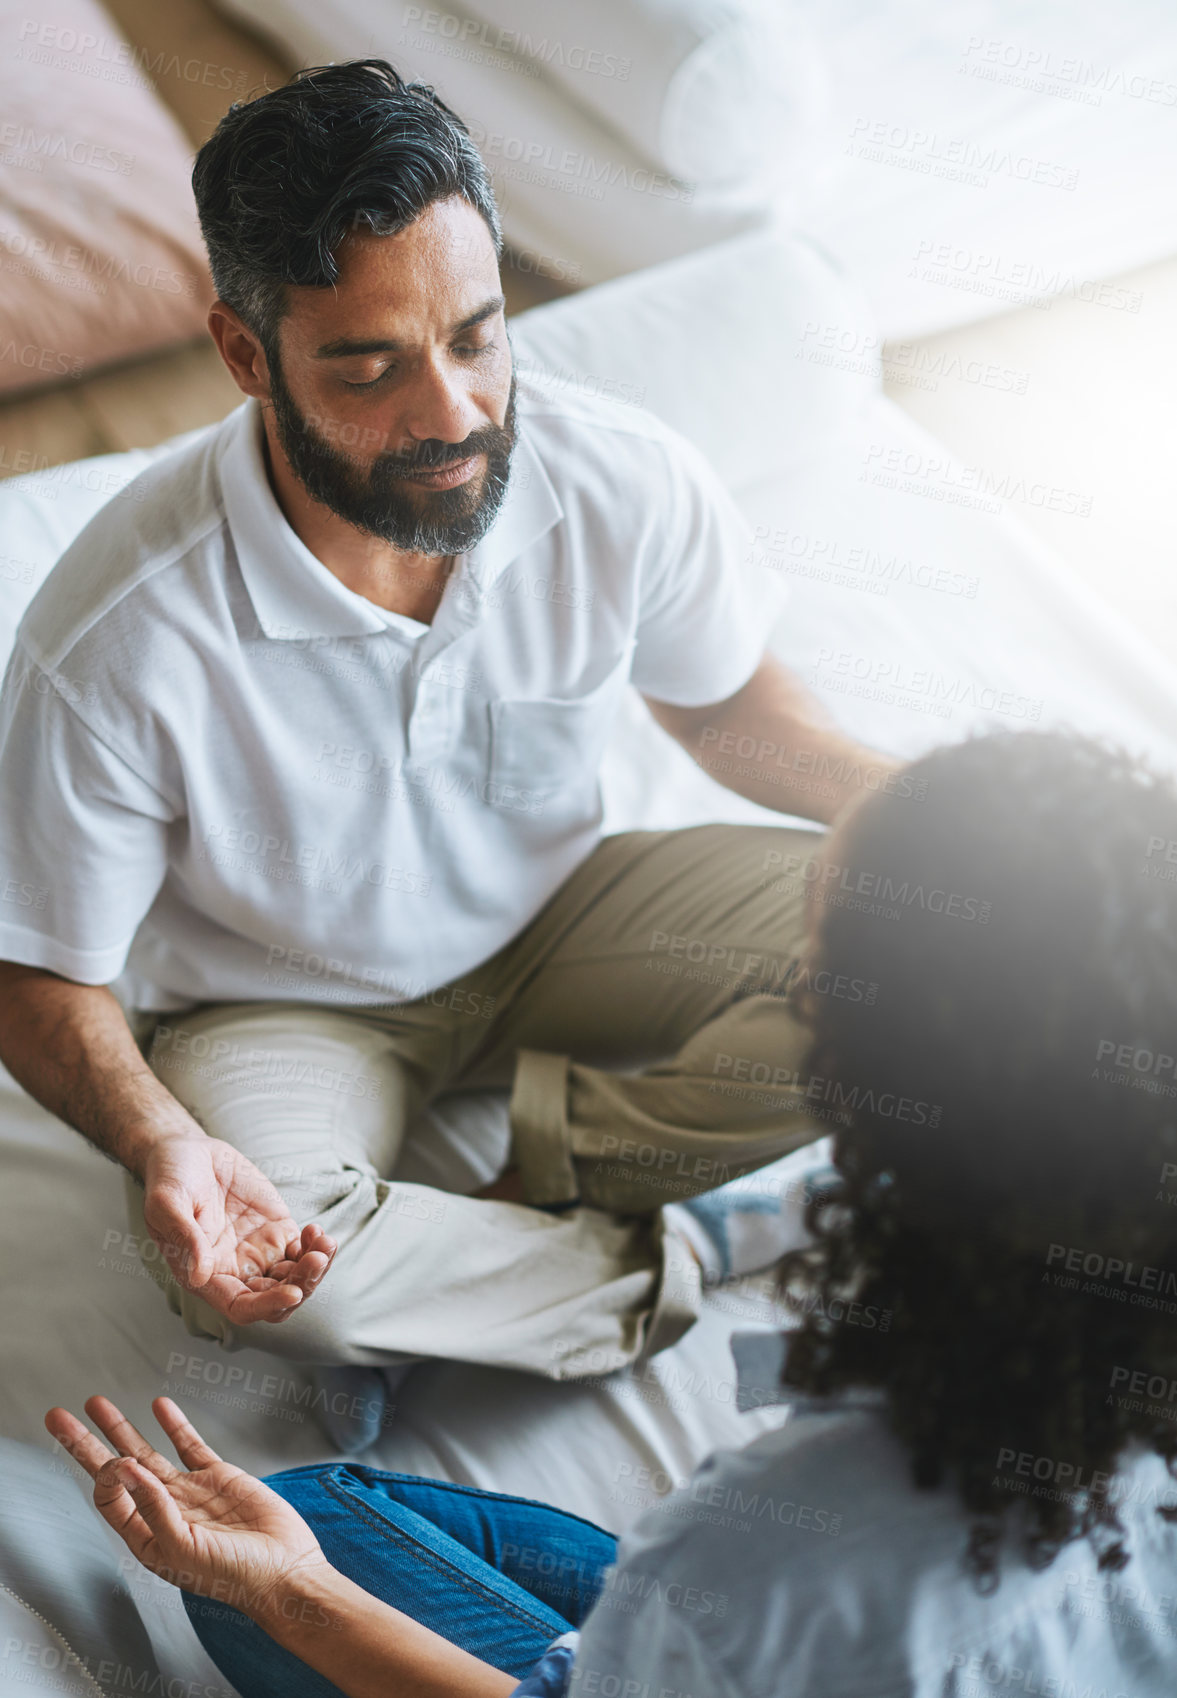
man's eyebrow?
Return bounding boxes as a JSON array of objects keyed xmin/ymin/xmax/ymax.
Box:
[{"xmin": 313, "ymin": 294, "xmax": 506, "ymax": 360}]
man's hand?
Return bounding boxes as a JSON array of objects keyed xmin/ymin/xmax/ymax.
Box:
[
  {"xmin": 46, "ymin": 1395, "xmax": 332, "ymax": 1621},
  {"xmin": 142, "ymin": 1133, "xmax": 337, "ymax": 1324},
  {"xmin": 0, "ymin": 967, "xmax": 338, "ymax": 1326}
]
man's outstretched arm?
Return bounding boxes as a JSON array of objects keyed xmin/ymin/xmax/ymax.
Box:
[
  {"xmin": 0, "ymin": 962, "xmax": 335, "ymax": 1322},
  {"xmin": 646, "ymin": 654, "xmax": 907, "ymax": 827}
]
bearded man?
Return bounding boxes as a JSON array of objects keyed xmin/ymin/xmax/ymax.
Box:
[{"xmin": 0, "ymin": 60, "xmax": 899, "ymax": 1446}]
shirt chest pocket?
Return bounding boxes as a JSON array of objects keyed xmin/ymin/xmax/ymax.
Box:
[{"xmin": 487, "ymin": 646, "xmax": 634, "ymax": 813}]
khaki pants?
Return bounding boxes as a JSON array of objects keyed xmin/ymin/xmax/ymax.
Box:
[{"xmin": 126, "ymin": 823, "xmax": 826, "ymax": 1380}]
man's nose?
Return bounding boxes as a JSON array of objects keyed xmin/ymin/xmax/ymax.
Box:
[{"xmin": 397, "ymin": 352, "xmax": 483, "ymax": 447}]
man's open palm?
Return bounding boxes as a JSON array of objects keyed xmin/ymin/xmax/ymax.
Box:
[{"xmin": 142, "ymin": 1134, "xmax": 336, "ymax": 1323}]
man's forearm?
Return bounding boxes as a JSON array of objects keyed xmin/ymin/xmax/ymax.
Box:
[
  {"xmin": 648, "ymin": 658, "xmax": 904, "ymax": 827},
  {"xmin": 0, "ymin": 963, "xmax": 201, "ymax": 1178},
  {"xmin": 695, "ymin": 716, "xmax": 900, "ymax": 825}
]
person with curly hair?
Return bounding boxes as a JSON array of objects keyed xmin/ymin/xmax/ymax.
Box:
[{"xmin": 45, "ymin": 729, "xmax": 1177, "ymax": 1696}]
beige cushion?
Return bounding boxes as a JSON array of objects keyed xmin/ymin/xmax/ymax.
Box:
[{"xmin": 0, "ymin": 0, "xmax": 214, "ymax": 395}]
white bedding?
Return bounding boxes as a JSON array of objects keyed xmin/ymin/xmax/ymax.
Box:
[
  {"xmin": 2, "ymin": 223, "xmax": 1177, "ymax": 1691},
  {"xmin": 214, "ymin": 0, "xmax": 1177, "ymax": 333},
  {"xmin": 801, "ymin": 0, "xmax": 1177, "ymax": 336}
]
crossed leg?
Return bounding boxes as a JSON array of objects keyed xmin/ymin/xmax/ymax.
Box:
[{"xmin": 127, "ymin": 824, "xmax": 829, "ymax": 1377}]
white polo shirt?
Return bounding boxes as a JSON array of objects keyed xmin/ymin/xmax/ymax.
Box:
[{"xmin": 0, "ymin": 375, "xmax": 767, "ymax": 1011}]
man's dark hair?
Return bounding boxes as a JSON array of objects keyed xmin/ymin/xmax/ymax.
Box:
[
  {"xmin": 191, "ymin": 58, "xmax": 502, "ymax": 358},
  {"xmin": 780, "ymin": 730, "xmax": 1177, "ymax": 1586}
]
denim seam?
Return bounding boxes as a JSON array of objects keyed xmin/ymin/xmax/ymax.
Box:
[
  {"xmin": 342, "ymin": 1467, "xmax": 615, "ymax": 1539},
  {"xmin": 318, "ymin": 1473, "xmax": 569, "ymax": 1636}
]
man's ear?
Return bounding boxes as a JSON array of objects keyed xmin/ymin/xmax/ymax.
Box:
[{"xmin": 207, "ymin": 302, "xmax": 274, "ymax": 403}]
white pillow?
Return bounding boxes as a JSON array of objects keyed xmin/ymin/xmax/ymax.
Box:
[
  {"xmin": 512, "ymin": 218, "xmax": 879, "ymax": 494},
  {"xmin": 212, "ymin": 0, "xmax": 800, "ymax": 283},
  {"xmin": 454, "ymin": 0, "xmax": 822, "ymax": 188}
]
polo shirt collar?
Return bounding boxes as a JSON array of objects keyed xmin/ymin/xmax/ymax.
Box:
[
  {"xmin": 463, "ymin": 421, "xmax": 563, "ymax": 590},
  {"xmin": 218, "ymin": 399, "xmax": 563, "ymax": 641},
  {"xmin": 219, "ymin": 401, "xmax": 388, "ymax": 641}
]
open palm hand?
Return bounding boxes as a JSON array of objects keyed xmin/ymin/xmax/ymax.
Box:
[
  {"xmin": 46, "ymin": 1395, "xmax": 330, "ymax": 1623},
  {"xmin": 143, "ymin": 1133, "xmax": 336, "ymax": 1323}
]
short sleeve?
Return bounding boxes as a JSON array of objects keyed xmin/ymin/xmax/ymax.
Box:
[
  {"xmin": 0, "ymin": 647, "xmax": 174, "ymax": 983},
  {"xmin": 629, "ymin": 433, "xmax": 785, "ymax": 708}
]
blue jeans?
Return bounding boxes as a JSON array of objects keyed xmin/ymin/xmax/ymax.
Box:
[{"xmin": 184, "ymin": 1464, "xmax": 618, "ymax": 1697}]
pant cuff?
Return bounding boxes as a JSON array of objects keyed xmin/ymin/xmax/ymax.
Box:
[
  {"xmin": 509, "ymin": 1048, "xmax": 580, "ymax": 1206},
  {"xmin": 640, "ymin": 1212, "xmax": 703, "ymax": 1360}
]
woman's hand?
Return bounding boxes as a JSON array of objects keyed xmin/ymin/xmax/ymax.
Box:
[{"xmin": 45, "ymin": 1395, "xmax": 331, "ymax": 1623}]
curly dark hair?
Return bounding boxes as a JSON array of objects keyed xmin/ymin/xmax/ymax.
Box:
[
  {"xmin": 779, "ymin": 729, "xmax": 1177, "ymax": 1586},
  {"xmin": 191, "ymin": 58, "xmax": 501, "ymax": 359}
]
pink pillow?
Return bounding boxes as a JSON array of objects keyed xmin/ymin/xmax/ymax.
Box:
[{"xmin": 0, "ymin": 0, "xmax": 214, "ymax": 395}]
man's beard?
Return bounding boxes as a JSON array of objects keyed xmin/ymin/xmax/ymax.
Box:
[{"xmin": 267, "ymin": 355, "xmax": 517, "ymax": 556}]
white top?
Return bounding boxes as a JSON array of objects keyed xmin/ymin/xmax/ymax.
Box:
[
  {"xmin": 569, "ymin": 1394, "xmax": 1177, "ymax": 1698},
  {"xmin": 0, "ymin": 377, "xmax": 767, "ymax": 1011}
]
